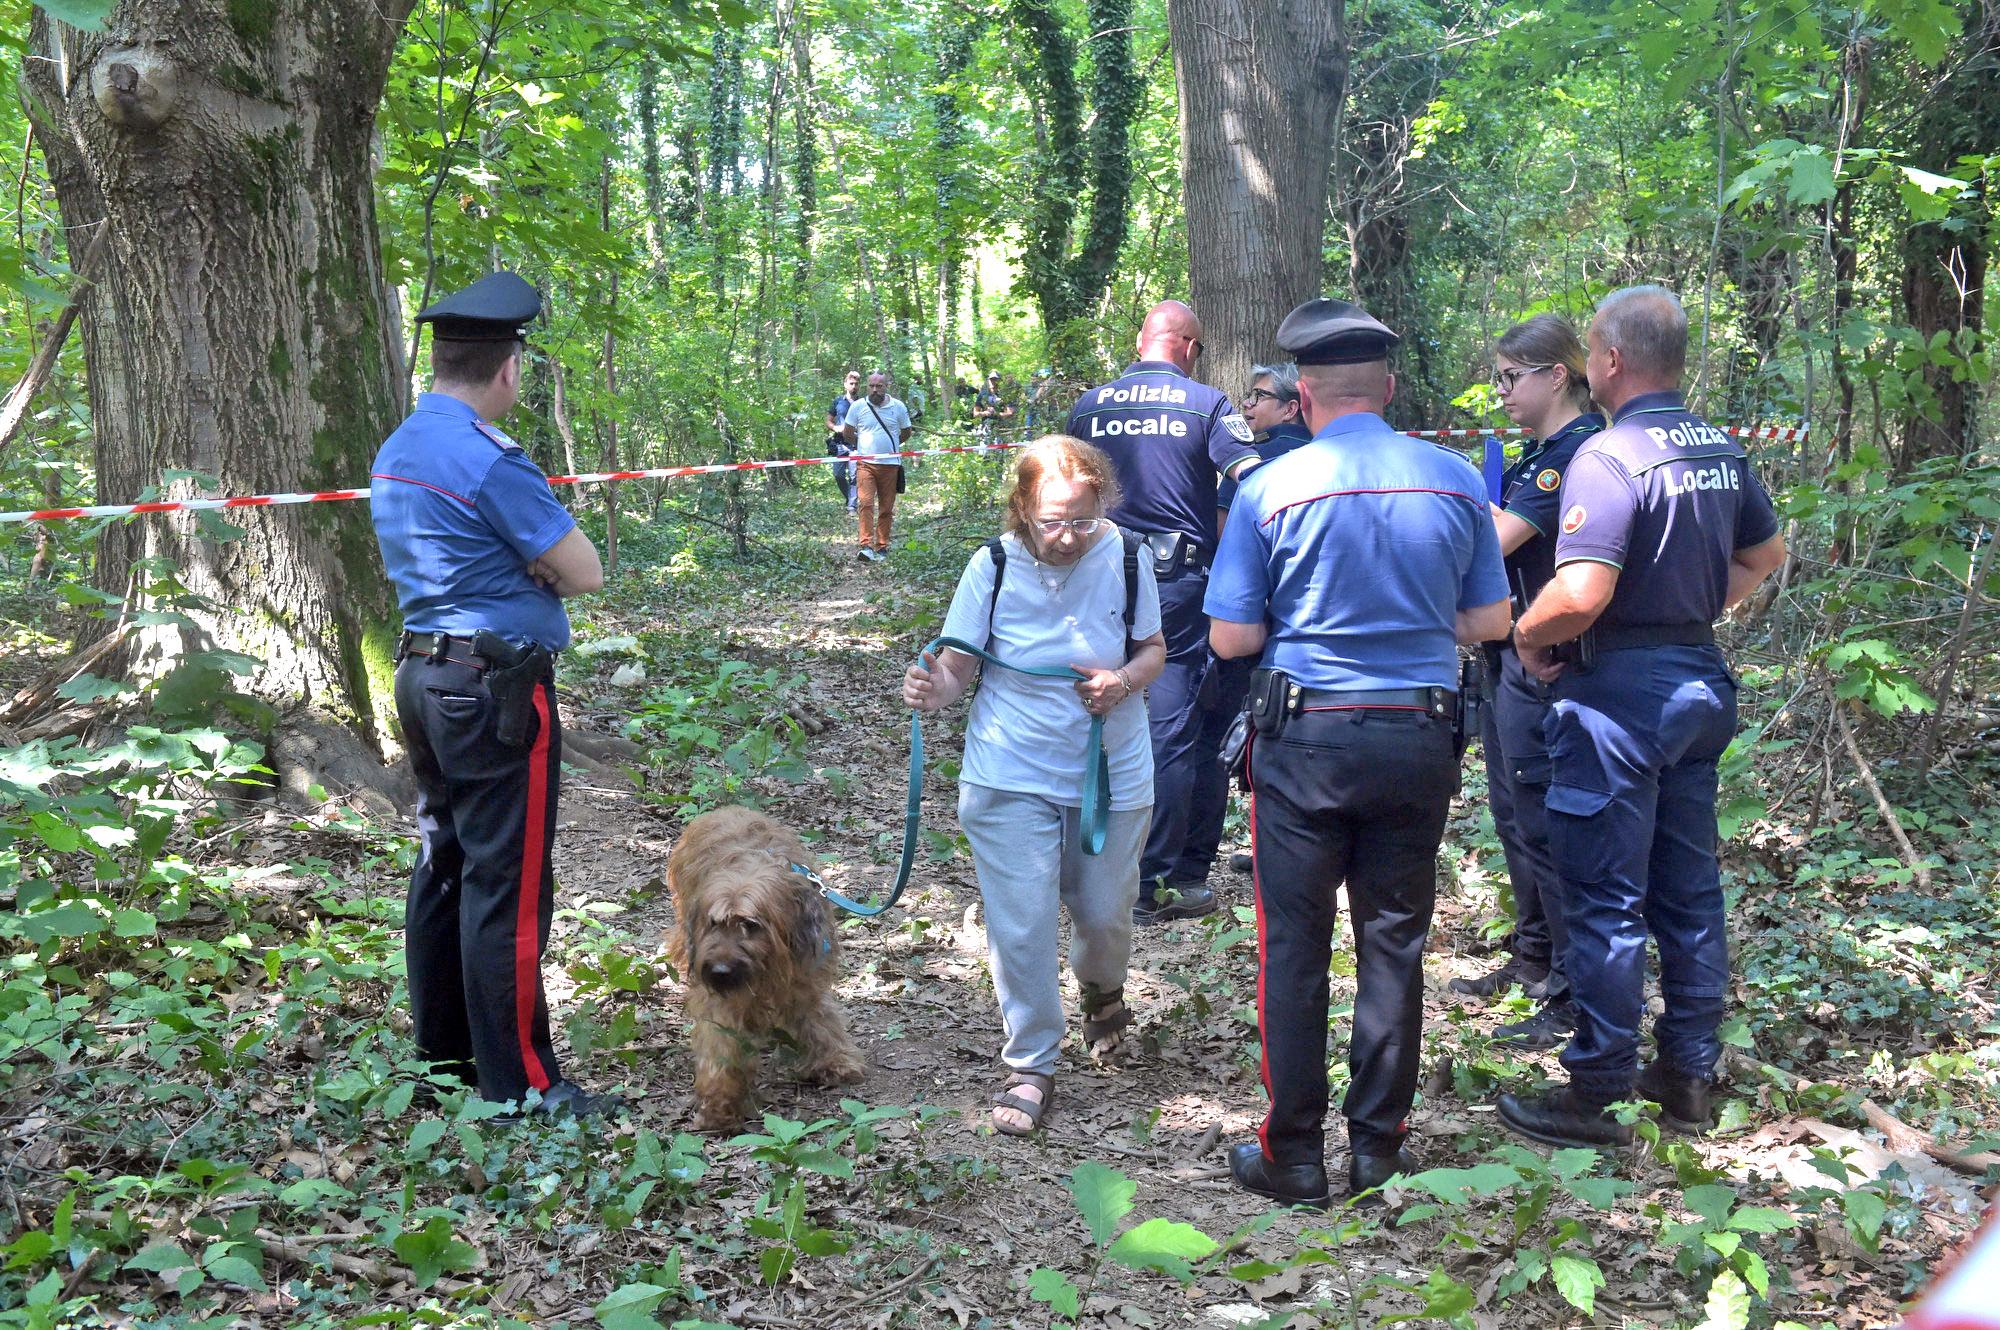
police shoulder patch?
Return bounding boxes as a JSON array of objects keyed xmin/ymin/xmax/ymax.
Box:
[
  {"xmin": 1561, "ymin": 504, "xmax": 1587, "ymax": 534},
  {"xmin": 1535, "ymin": 467, "xmax": 1561, "ymax": 492},
  {"xmin": 1221, "ymin": 413, "xmax": 1254, "ymax": 443},
  {"xmin": 474, "ymin": 420, "xmax": 523, "ymax": 451}
]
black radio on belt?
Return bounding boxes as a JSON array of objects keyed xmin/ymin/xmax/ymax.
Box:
[
  {"xmin": 1248, "ymin": 667, "xmax": 1302, "ymax": 738},
  {"xmin": 1137, "ymin": 530, "xmax": 1203, "ymax": 579}
]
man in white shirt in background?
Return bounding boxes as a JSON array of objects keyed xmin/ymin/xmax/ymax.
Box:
[{"xmin": 842, "ymin": 371, "xmax": 915, "ymax": 562}]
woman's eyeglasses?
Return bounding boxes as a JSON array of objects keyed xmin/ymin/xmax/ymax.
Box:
[
  {"xmin": 1035, "ymin": 517, "xmax": 1105, "ymax": 536},
  {"xmin": 1492, "ymin": 365, "xmax": 1554, "ymax": 394},
  {"xmin": 1241, "ymin": 388, "xmax": 1295, "ymax": 407}
]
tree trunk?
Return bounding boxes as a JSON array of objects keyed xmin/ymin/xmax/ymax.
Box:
[
  {"xmin": 23, "ymin": 2, "xmax": 416, "ymax": 773},
  {"xmin": 1170, "ymin": 0, "xmax": 1346, "ymax": 399}
]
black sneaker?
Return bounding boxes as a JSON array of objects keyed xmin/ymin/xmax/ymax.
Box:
[
  {"xmin": 1132, "ymin": 883, "xmax": 1218, "ymax": 925},
  {"xmin": 1228, "ymin": 850, "xmax": 1254, "ymax": 875},
  {"xmin": 491, "ymin": 1080, "xmax": 627, "ymax": 1126},
  {"xmin": 1493, "ymin": 1000, "xmax": 1576, "ymax": 1051},
  {"xmin": 1449, "ymin": 956, "xmax": 1550, "ymax": 1000}
]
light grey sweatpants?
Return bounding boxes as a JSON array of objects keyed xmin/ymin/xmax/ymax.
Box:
[{"xmin": 957, "ymin": 782, "xmax": 1152, "ymax": 1075}]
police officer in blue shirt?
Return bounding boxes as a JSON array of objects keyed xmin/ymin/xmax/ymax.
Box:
[
  {"xmin": 1207, "ymin": 299, "xmax": 1512, "ymax": 1207},
  {"xmin": 1067, "ymin": 300, "xmax": 1260, "ymax": 924},
  {"xmin": 1205, "ymin": 362, "xmax": 1314, "ymax": 883},
  {"xmin": 1498, "ymin": 286, "xmax": 1785, "ymax": 1150},
  {"xmin": 826, "ymin": 369, "xmax": 861, "ymax": 513},
  {"xmin": 370, "ymin": 271, "xmax": 615, "ymax": 1119},
  {"xmin": 1449, "ymin": 315, "xmax": 1604, "ymax": 1052}
]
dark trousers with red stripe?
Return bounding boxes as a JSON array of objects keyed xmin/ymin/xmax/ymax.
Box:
[
  {"xmin": 1249, "ymin": 708, "xmax": 1456, "ymax": 1162},
  {"xmin": 395, "ymin": 653, "xmax": 562, "ymax": 1104}
]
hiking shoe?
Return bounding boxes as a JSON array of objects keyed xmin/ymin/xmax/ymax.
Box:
[
  {"xmin": 1637, "ymin": 1059, "xmax": 1714, "ymax": 1133},
  {"xmin": 1449, "ymin": 956, "xmax": 1549, "ymax": 1000},
  {"xmin": 1497, "ymin": 1086, "xmax": 1632, "ymax": 1149},
  {"xmin": 1493, "ymin": 1000, "xmax": 1576, "ymax": 1051},
  {"xmin": 1133, "ymin": 883, "xmax": 1218, "ymax": 925}
]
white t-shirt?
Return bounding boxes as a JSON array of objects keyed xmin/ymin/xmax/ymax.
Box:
[
  {"xmin": 939, "ymin": 528, "xmax": 1162, "ymax": 810},
  {"xmin": 843, "ymin": 395, "xmax": 912, "ymax": 464}
]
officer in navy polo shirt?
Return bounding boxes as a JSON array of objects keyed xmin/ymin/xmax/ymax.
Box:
[
  {"xmin": 1449, "ymin": 314, "xmax": 1604, "ymax": 1054},
  {"xmin": 1207, "ymin": 298, "xmax": 1512, "ymax": 1208},
  {"xmin": 1498, "ymin": 285, "xmax": 1785, "ymax": 1151},
  {"xmin": 371, "ymin": 272, "xmax": 617, "ymax": 1120},
  {"xmin": 1067, "ymin": 299, "xmax": 1260, "ymax": 924}
]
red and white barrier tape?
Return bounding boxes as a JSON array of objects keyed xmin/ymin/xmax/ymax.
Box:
[{"xmin": 0, "ymin": 424, "xmax": 1808, "ymax": 525}]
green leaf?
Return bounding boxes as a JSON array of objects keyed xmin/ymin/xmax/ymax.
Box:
[
  {"xmin": 1400, "ymin": 1163, "xmax": 1519, "ymax": 1205},
  {"xmin": 594, "ymin": 1281, "xmax": 671, "ymax": 1330},
  {"xmin": 1785, "ymin": 148, "xmax": 1837, "ymax": 206},
  {"xmin": 406, "ymin": 1119, "xmax": 447, "ymax": 1156},
  {"xmin": 204, "ymin": 1253, "xmax": 265, "ymax": 1290},
  {"xmin": 1105, "ymin": 1217, "xmax": 1218, "ymax": 1282},
  {"xmin": 112, "ymin": 909, "xmax": 157, "ymax": 938},
  {"xmin": 1871, "ymin": 0, "xmax": 1962, "ymax": 63},
  {"xmin": 1842, "ymin": 1188, "xmax": 1886, "ymax": 1250},
  {"xmin": 1549, "ymin": 1254, "xmax": 1604, "ymax": 1315},
  {"xmin": 1067, "ymin": 1161, "xmax": 1135, "ymax": 1247},
  {"xmin": 1683, "ymin": 1183, "xmax": 1738, "ymax": 1227},
  {"xmin": 1026, "ymin": 1266, "xmax": 1081, "ymax": 1320},
  {"xmin": 123, "ymin": 1243, "xmax": 191, "ymax": 1273},
  {"xmin": 1727, "ymin": 1206, "xmax": 1796, "ymax": 1233},
  {"xmin": 34, "ymin": 0, "xmax": 118, "ymax": 31},
  {"xmin": 1699, "ymin": 1267, "xmax": 1751, "ymax": 1330},
  {"xmin": 392, "ymin": 1216, "xmax": 477, "ymax": 1288}
]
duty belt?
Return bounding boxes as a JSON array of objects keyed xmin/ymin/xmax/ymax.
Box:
[
  {"xmin": 1297, "ymin": 685, "xmax": 1454, "ymax": 719},
  {"xmin": 396, "ymin": 630, "xmax": 493, "ymax": 670},
  {"xmin": 1589, "ymin": 622, "xmax": 1715, "ymax": 651},
  {"xmin": 1135, "ymin": 529, "xmax": 1208, "ymax": 573}
]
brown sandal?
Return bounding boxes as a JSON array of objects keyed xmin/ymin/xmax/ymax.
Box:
[
  {"xmin": 1080, "ymin": 986, "xmax": 1134, "ymax": 1055},
  {"xmin": 992, "ymin": 1070, "xmax": 1054, "ymax": 1136}
]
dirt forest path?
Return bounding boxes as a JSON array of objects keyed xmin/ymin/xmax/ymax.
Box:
[{"xmin": 521, "ymin": 477, "xmax": 1961, "ymax": 1329}]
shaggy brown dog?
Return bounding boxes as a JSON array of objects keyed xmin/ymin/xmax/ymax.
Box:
[{"xmin": 666, "ymin": 805, "xmax": 863, "ymax": 1130}]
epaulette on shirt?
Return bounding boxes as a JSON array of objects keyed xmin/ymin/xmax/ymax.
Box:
[{"xmin": 474, "ymin": 420, "xmax": 523, "ymax": 451}]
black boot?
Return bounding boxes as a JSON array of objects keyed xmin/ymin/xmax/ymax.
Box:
[
  {"xmin": 1496, "ymin": 1086, "xmax": 1632, "ymax": 1149},
  {"xmin": 1228, "ymin": 850, "xmax": 1255, "ymax": 875},
  {"xmin": 492, "ymin": 1080, "xmax": 627, "ymax": 1126},
  {"xmin": 1347, "ymin": 1147, "xmax": 1417, "ymax": 1207},
  {"xmin": 1133, "ymin": 879, "xmax": 1218, "ymax": 925},
  {"xmin": 1637, "ymin": 1059, "xmax": 1713, "ymax": 1133},
  {"xmin": 1228, "ymin": 1143, "xmax": 1330, "ymax": 1209},
  {"xmin": 1493, "ymin": 999, "xmax": 1576, "ymax": 1051},
  {"xmin": 1448, "ymin": 956, "xmax": 1549, "ymax": 1000}
]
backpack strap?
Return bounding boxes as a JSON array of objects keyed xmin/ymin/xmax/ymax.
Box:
[
  {"xmin": 984, "ymin": 537, "xmax": 1007, "ymax": 651},
  {"xmin": 1120, "ymin": 527, "xmax": 1141, "ymax": 656}
]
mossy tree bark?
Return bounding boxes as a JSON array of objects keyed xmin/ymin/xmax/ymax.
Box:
[
  {"xmin": 23, "ymin": 2, "xmax": 417, "ymax": 780},
  {"xmin": 1170, "ymin": 0, "xmax": 1346, "ymax": 401}
]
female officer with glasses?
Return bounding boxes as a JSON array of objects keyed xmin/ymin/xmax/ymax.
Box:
[
  {"xmin": 903, "ymin": 436, "xmax": 1167, "ymax": 1137},
  {"xmin": 1449, "ymin": 315, "xmax": 1603, "ymax": 1051}
]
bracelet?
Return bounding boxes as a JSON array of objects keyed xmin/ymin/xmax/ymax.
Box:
[{"xmin": 1115, "ymin": 668, "xmax": 1134, "ymax": 698}]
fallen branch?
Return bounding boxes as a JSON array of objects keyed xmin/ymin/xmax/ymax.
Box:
[
  {"xmin": 1858, "ymin": 1100, "xmax": 2000, "ymax": 1179},
  {"xmin": 1832, "ymin": 703, "xmax": 1931, "ymax": 891},
  {"xmin": 0, "ymin": 622, "xmax": 135, "ymax": 729},
  {"xmin": 254, "ymin": 1228, "xmax": 473, "ymax": 1291}
]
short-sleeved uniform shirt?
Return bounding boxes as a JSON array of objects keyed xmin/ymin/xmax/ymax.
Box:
[
  {"xmin": 370, "ymin": 392, "xmax": 576, "ymax": 650},
  {"xmin": 1206, "ymin": 412, "xmax": 1509, "ymax": 692},
  {"xmin": 1064, "ymin": 360, "xmax": 1257, "ymax": 556},
  {"xmin": 827, "ymin": 392, "xmax": 857, "ymax": 431},
  {"xmin": 939, "ymin": 529, "xmax": 1164, "ymax": 810},
  {"xmin": 1497, "ymin": 413, "xmax": 1603, "ymax": 607},
  {"xmin": 1218, "ymin": 421, "xmax": 1314, "ymax": 512},
  {"xmin": 844, "ymin": 395, "xmax": 912, "ymax": 465},
  {"xmin": 1554, "ymin": 392, "xmax": 1779, "ymax": 627}
]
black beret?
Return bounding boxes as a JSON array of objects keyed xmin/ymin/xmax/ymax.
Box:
[
  {"xmin": 417, "ymin": 271, "xmax": 542, "ymax": 343},
  {"xmin": 1275, "ymin": 298, "xmax": 1400, "ymax": 365}
]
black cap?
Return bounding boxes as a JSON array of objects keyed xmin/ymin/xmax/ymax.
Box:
[
  {"xmin": 417, "ymin": 271, "xmax": 542, "ymax": 343},
  {"xmin": 1275, "ymin": 298, "xmax": 1400, "ymax": 366}
]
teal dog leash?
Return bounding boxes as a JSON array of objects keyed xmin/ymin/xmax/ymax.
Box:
[{"xmin": 808, "ymin": 635, "xmax": 1113, "ymax": 918}]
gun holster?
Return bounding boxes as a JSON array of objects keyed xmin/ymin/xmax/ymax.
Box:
[
  {"xmin": 1455, "ymin": 653, "xmax": 1487, "ymax": 761},
  {"xmin": 1247, "ymin": 668, "xmax": 1302, "ymax": 740},
  {"xmin": 471, "ymin": 629, "xmax": 554, "ymax": 748},
  {"xmin": 1550, "ymin": 628, "xmax": 1597, "ymax": 673},
  {"xmin": 1220, "ymin": 709, "xmax": 1251, "ymax": 784},
  {"xmin": 1138, "ymin": 530, "xmax": 1202, "ymax": 580}
]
